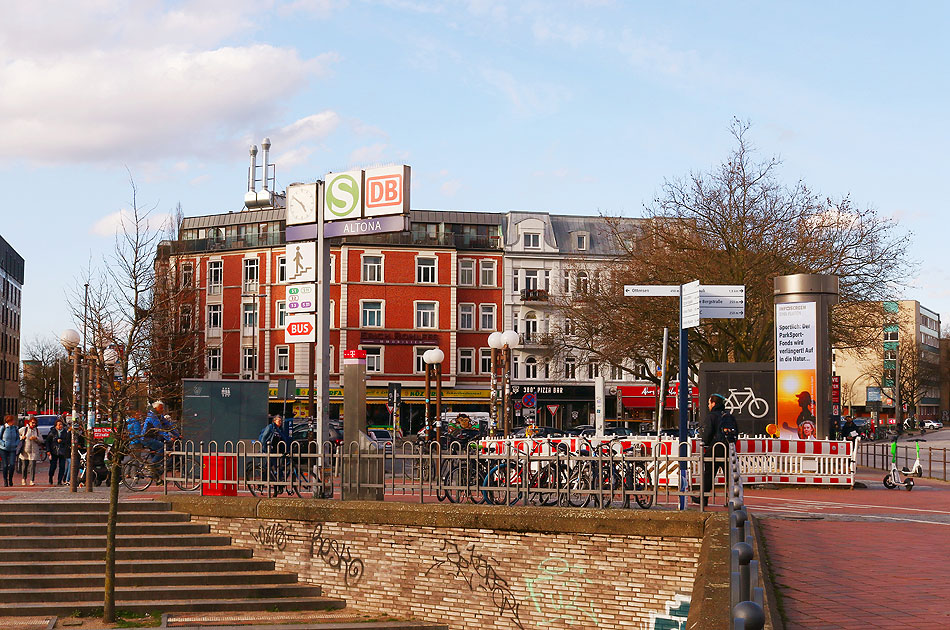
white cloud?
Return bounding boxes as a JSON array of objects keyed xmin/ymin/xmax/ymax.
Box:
[
  {"xmin": 348, "ymin": 143, "xmax": 390, "ymax": 165},
  {"xmin": 441, "ymin": 179, "xmax": 462, "ymax": 196},
  {"xmin": 479, "ymin": 67, "xmax": 570, "ymax": 115},
  {"xmin": 90, "ymin": 208, "xmax": 174, "ymax": 237},
  {"xmin": 0, "ymin": 4, "xmax": 339, "ymax": 165}
]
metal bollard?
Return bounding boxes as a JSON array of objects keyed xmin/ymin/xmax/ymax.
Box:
[
  {"xmin": 731, "ymin": 570, "xmax": 741, "ymax": 609},
  {"xmin": 733, "ymin": 616, "xmax": 745, "ymax": 630},
  {"xmin": 733, "ymin": 601, "xmax": 765, "ymax": 630},
  {"xmin": 733, "ymin": 542, "xmax": 754, "ymax": 602},
  {"xmin": 734, "ymin": 509, "xmax": 747, "ymax": 543},
  {"xmin": 753, "ymin": 586, "xmax": 764, "ymax": 608}
]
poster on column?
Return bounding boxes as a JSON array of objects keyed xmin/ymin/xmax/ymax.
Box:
[{"xmin": 775, "ymin": 302, "xmax": 817, "ymax": 439}]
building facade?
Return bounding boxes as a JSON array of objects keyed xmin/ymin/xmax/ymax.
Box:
[{"xmin": 0, "ymin": 235, "xmax": 24, "ymax": 417}]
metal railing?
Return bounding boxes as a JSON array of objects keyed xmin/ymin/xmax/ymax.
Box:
[
  {"xmin": 857, "ymin": 440, "xmax": 949, "ymax": 481},
  {"xmin": 728, "ymin": 443, "xmax": 766, "ymax": 630},
  {"xmin": 163, "ymin": 438, "xmax": 728, "ymax": 510}
]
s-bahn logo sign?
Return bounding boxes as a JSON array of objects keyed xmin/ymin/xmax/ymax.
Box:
[
  {"xmin": 324, "ymin": 165, "xmax": 410, "ymax": 222},
  {"xmin": 325, "ymin": 171, "xmax": 361, "ymax": 220}
]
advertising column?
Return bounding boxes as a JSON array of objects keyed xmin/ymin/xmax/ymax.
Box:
[{"xmin": 775, "ymin": 302, "xmax": 818, "ymax": 439}]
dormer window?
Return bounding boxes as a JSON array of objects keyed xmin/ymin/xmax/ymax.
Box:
[
  {"xmin": 524, "ymin": 233, "xmax": 541, "ymax": 249},
  {"xmin": 576, "ymin": 233, "xmax": 588, "ymax": 251}
]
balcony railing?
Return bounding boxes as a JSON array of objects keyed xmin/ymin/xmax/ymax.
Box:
[
  {"xmin": 519, "ymin": 333, "xmax": 554, "ymax": 347},
  {"xmin": 340, "ymin": 232, "xmax": 503, "ymax": 250},
  {"xmin": 158, "ymin": 232, "xmax": 285, "ymax": 256},
  {"xmin": 520, "ymin": 288, "xmax": 549, "ymax": 302}
]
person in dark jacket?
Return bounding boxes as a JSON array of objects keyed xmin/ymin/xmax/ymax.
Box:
[
  {"xmin": 45, "ymin": 419, "xmax": 71, "ymax": 485},
  {"xmin": 1, "ymin": 415, "xmax": 20, "ymax": 487},
  {"xmin": 697, "ymin": 394, "xmax": 728, "ymax": 505}
]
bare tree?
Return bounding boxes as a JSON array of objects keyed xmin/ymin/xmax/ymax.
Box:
[
  {"xmin": 20, "ymin": 336, "xmax": 72, "ymax": 413},
  {"xmin": 550, "ymin": 120, "xmax": 916, "ymax": 383}
]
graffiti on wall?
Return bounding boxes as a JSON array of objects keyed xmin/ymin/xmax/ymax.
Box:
[
  {"xmin": 251, "ymin": 522, "xmax": 288, "ymax": 551},
  {"xmin": 524, "ymin": 557, "xmax": 600, "ymax": 626},
  {"xmin": 649, "ymin": 594, "xmax": 690, "ymax": 630},
  {"xmin": 426, "ymin": 540, "xmax": 523, "ymax": 630},
  {"xmin": 309, "ymin": 524, "xmax": 365, "ymax": 586}
]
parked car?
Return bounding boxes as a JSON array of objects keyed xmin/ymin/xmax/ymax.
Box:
[
  {"xmin": 366, "ymin": 428, "xmax": 394, "ymax": 452},
  {"xmin": 923, "ymin": 419, "xmax": 943, "ymax": 430},
  {"xmin": 290, "ymin": 424, "xmax": 343, "ymax": 452},
  {"xmin": 32, "ymin": 415, "xmax": 59, "ymax": 439}
]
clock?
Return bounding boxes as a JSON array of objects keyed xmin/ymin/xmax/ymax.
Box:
[{"xmin": 286, "ymin": 183, "xmax": 317, "ymax": 225}]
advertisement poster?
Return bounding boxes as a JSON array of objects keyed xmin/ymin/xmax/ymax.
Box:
[{"xmin": 775, "ymin": 302, "xmax": 817, "ymax": 439}]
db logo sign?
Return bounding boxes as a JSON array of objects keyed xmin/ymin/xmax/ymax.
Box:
[{"xmin": 363, "ymin": 165, "xmax": 409, "ymax": 217}]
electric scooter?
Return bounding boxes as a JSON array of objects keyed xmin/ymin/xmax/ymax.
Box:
[{"xmin": 883, "ymin": 438, "xmax": 924, "ymax": 491}]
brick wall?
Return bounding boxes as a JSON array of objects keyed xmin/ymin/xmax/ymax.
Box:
[{"xmin": 194, "ymin": 514, "xmax": 699, "ymax": 629}]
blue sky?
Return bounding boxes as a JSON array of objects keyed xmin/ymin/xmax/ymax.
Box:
[{"xmin": 3, "ymin": 1, "xmax": 948, "ymax": 347}]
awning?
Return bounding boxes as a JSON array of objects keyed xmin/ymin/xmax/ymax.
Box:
[{"xmin": 618, "ymin": 384, "xmax": 699, "ymax": 410}]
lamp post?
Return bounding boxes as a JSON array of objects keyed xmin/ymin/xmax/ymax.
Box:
[
  {"xmin": 498, "ymin": 330, "xmax": 519, "ymax": 436},
  {"xmin": 60, "ymin": 329, "xmax": 81, "ymax": 493},
  {"xmin": 487, "ymin": 332, "xmax": 504, "ymax": 437},
  {"xmin": 423, "ymin": 349, "xmax": 445, "ymax": 443}
]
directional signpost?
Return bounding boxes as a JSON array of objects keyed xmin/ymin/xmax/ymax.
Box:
[{"xmin": 624, "ymin": 280, "xmax": 746, "ymax": 509}]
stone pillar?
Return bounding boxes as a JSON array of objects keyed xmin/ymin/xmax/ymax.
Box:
[{"xmin": 342, "ymin": 349, "xmax": 381, "ymax": 500}]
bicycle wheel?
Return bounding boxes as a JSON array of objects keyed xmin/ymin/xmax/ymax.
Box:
[
  {"xmin": 748, "ymin": 397, "xmax": 768, "ymax": 419},
  {"xmin": 529, "ymin": 464, "xmax": 561, "ymax": 507},
  {"xmin": 171, "ymin": 455, "xmax": 201, "ymax": 492},
  {"xmin": 465, "ymin": 461, "xmax": 487, "ymax": 505},
  {"xmin": 245, "ymin": 461, "xmax": 266, "ymax": 497},
  {"xmin": 483, "ymin": 462, "xmax": 522, "ymax": 505},
  {"xmin": 442, "ymin": 462, "xmax": 461, "ymax": 504},
  {"xmin": 563, "ymin": 462, "xmax": 593, "ymax": 508},
  {"xmin": 122, "ymin": 459, "xmax": 152, "ymax": 492},
  {"xmin": 631, "ymin": 463, "xmax": 654, "ymax": 509}
]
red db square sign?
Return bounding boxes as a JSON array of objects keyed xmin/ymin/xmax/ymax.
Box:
[{"xmin": 364, "ymin": 165, "xmax": 409, "ymax": 217}]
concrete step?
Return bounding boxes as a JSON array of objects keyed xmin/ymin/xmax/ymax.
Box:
[
  {"xmin": 0, "ymin": 521, "xmax": 209, "ymax": 537},
  {"xmin": 11, "ymin": 570, "xmax": 300, "ymax": 589},
  {"xmin": 5, "ymin": 583, "xmax": 324, "ymax": 604},
  {"xmin": 0, "ymin": 545, "xmax": 251, "ymax": 563},
  {"xmin": 0, "ymin": 595, "xmax": 346, "ymax": 616},
  {"xmin": 0, "ymin": 534, "xmax": 232, "ymax": 550},
  {"xmin": 0, "ymin": 557, "xmax": 273, "ymax": 575},
  {"xmin": 0, "ymin": 510, "xmax": 190, "ymax": 524},
  {"xmin": 0, "ymin": 501, "xmax": 169, "ymax": 513}
]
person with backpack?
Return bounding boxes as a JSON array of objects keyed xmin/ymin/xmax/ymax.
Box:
[
  {"xmin": 45, "ymin": 419, "xmax": 71, "ymax": 485},
  {"xmin": 258, "ymin": 415, "xmax": 289, "ymax": 453},
  {"xmin": 1, "ymin": 415, "xmax": 21, "ymax": 487},
  {"xmin": 698, "ymin": 394, "xmax": 736, "ymax": 505}
]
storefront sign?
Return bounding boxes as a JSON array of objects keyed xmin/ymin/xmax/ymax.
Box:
[
  {"xmin": 359, "ymin": 331, "xmax": 440, "ymax": 345},
  {"xmin": 618, "ymin": 384, "xmax": 700, "ymax": 409}
]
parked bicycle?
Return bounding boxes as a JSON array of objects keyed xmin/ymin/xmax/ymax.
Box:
[
  {"xmin": 122, "ymin": 444, "xmax": 200, "ymax": 492},
  {"xmin": 245, "ymin": 450, "xmax": 333, "ymax": 499}
]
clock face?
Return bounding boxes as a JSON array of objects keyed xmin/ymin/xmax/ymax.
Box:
[{"xmin": 287, "ymin": 184, "xmax": 317, "ymax": 225}]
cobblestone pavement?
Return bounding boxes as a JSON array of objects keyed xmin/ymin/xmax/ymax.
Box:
[{"xmin": 747, "ymin": 469, "xmax": 950, "ymax": 629}]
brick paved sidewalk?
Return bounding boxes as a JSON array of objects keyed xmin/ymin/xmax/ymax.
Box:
[{"xmin": 749, "ymin": 470, "xmax": 950, "ymax": 629}]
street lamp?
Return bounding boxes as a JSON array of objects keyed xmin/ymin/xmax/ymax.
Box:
[
  {"xmin": 423, "ymin": 348, "xmax": 445, "ymax": 443},
  {"xmin": 489, "ymin": 330, "xmax": 519, "ymax": 436},
  {"xmin": 60, "ymin": 329, "xmax": 81, "ymax": 493},
  {"xmin": 487, "ymin": 332, "xmax": 504, "ymax": 437}
]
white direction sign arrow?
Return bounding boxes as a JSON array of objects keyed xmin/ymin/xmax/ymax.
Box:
[
  {"xmin": 699, "ymin": 285, "xmax": 745, "ymax": 297},
  {"xmin": 699, "ymin": 296, "xmax": 746, "ymax": 307},
  {"xmin": 624, "ymin": 285, "xmax": 680, "ymax": 297}
]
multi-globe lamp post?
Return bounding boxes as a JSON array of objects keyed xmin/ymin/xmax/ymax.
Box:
[
  {"xmin": 423, "ymin": 348, "xmax": 445, "ymax": 442},
  {"xmin": 60, "ymin": 329, "xmax": 82, "ymax": 493},
  {"xmin": 488, "ymin": 330, "xmax": 519, "ymax": 437}
]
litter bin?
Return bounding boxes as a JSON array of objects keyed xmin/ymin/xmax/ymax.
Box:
[{"xmin": 201, "ymin": 454, "xmax": 237, "ymax": 496}]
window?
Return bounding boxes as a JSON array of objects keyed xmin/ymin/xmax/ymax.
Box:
[
  {"xmin": 242, "ymin": 303, "xmax": 258, "ymax": 330},
  {"xmin": 884, "ymin": 349, "xmax": 897, "ymax": 361},
  {"xmin": 364, "ymin": 347, "xmax": 382, "ymax": 373},
  {"xmin": 479, "ymin": 304, "xmax": 496, "ymax": 331},
  {"xmin": 207, "ymin": 348, "xmax": 221, "ymax": 373},
  {"xmin": 414, "ymin": 347, "xmax": 435, "ymax": 374},
  {"xmin": 208, "ymin": 261, "xmax": 223, "ymax": 295},
  {"xmin": 362, "ymin": 255, "xmax": 383, "ymax": 282},
  {"xmin": 459, "ymin": 304, "xmax": 475, "ymax": 330},
  {"xmin": 330, "ymin": 254, "xmax": 336, "ymax": 283},
  {"xmin": 459, "ymin": 260, "xmax": 475, "ymax": 286},
  {"xmin": 524, "ymin": 356, "xmax": 537, "ymax": 379},
  {"xmin": 207, "ymin": 304, "xmax": 222, "ymax": 332},
  {"xmin": 276, "ymin": 346, "xmax": 289, "ymax": 372},
  {"xmin": 243, "ymin": 258, "xmax": 259, "ymax": 291},
  {"xmin": 277, "ymin": 256, "xmax": 286, "ymax": 283},
  {"xmin": 277, "ymin": 301, "xmax": 287, "ymax": 328},
  {"xmin": 564, "ymin": 357, "xmax": 576, "ymax": 379},
  {"xmin": 179, "ymin": 305, "xmax": 192, "ymax": 331},
  {"xmin": 416, "ymin": 302, "xmax": 437, "ymax": 328},
  {"xmin": 611, "ymin": 365, "xmax": 623, "ymax": 380},
  {"xmin": 563, "ymin": 318, "xmax": 576, "ymax": 336},
  {"xmin": 513, "ymin": 271, "xmax": 519, "ymax": 292},
  {"xmin": 587, "ymin": 362, "xmax": 600, "ymax": 379},
  {"xmin": 562, "ymin": 270, "xmax": 570, "ymax": 294},
  {"xmin": 480, "ymin": 348, "xmax": 492, "ymax": 374},
  {"xmin": 480, "ymin": 260, "xmax": 496, "ymax": 287},
  {"xmin": 884, "ymin": 329, "xmax": 899, "ymax": 341},
  {"xmin": 524, "ymin": 270, "xmax": 538, "ymax": 290},
  {"xmin": 524, "ymin": 233, "xmax": 540, "ymax": 249},
  {"xmin": 459, "ymin": 349, "xmax": 475, "ymax": 374},
  {"xmin": 242, "ymin": 347, "xmax": 257, "ymax": 373},
  {"xmin": 576, "ymin": 234, "xmax": 588, "ymax": 250},
  {"xmin": 577, "ymin": 271, "xmax": 590, "ymax": 294},
  {"xmin": 361, "ymin": 301, "xmax": 383, "ymax": 328},
  {"xmin": 416, "ymin": 257, "xmax": 437, "ymax": 283},
  {"xmin": 181, "ymin": 263, "xmax": 194, "ymax": 287}
]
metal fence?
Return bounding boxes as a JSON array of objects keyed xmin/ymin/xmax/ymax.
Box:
[
  {"xmin": 727, "ymin": 443, "xmax": 766, "ymax": 630},
  {"xmin": 159, "ymin": 438, "xmax": 730, "ymax": 510},
  {"xmin": 857, "ymin": 440, "xmax": 950, "ymax": 481}
]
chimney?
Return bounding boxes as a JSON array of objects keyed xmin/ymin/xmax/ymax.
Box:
[
  {"xmin": 260, "ymin": 138, "xmax": 271, "ymax": 191},
  {"xmin": 244, "ymin": 144, "xmax": 259, "ymax": 208}
]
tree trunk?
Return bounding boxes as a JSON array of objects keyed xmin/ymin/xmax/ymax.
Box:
[{"xmin": 103, "ymin": 451, "xmax": 121, "ymax": 622}]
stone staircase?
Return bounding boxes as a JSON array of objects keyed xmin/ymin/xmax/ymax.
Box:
[{"xmin": 0, "ymin": 500, "xmax": 347, "ymax": 617}]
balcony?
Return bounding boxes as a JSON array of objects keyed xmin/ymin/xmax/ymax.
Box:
[
  {"xmin": 157, "ymin": 232, "xmax": 285, "ymax": 256},
  {"xmin": 340, "ymin": 231, "xmax": 502, "ymax": 250},
  {"xmin": 519, "ymin": 333, "xmax": 554, "ymax": 349},
  {"xmin": 520, "ymin": 288, "xmax": 549, "ymax": 302}
]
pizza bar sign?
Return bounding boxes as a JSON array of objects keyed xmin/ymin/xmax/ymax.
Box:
[{"xmin": 324, "ymin": 165, "xmax": 410, "ymax": 222}]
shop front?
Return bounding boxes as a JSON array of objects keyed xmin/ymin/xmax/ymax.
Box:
[
  {"xmin": 509, "ymin": 384, "xmax": 615, "ymax": 430},
  {"xmin": 617, "ymin": 384, "xmax": 700, "ymax": 428}
]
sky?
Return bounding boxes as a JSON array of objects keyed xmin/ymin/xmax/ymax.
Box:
[{"xmin": 3, "ymin": 0, "xmax": 949, "ymax": 350}]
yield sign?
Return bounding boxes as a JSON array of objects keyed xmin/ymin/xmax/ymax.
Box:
[{"xmin": 546, "ymin": 404, "xmax": 559, "ymax": 417}]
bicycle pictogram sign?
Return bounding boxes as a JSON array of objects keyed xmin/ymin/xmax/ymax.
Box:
[{"xmin": 723, "ymin": 387, "xmax": 769, "ymax": 418}]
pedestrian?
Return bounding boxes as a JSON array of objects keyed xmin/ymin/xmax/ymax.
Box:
[
  {"xmin": 45, "ymin": 419, "xmax": 71, "ymax": 485},
  {"xmin": 1, "ymin": 415, "xmax": 20, "ymax": 487},
  {"xmin": 19, "ymin": 416, "xmax": 42, "ymax": 485},
  {"xmin": 698, "ymin": 394, "xmax": 729, "ymax": 506}
]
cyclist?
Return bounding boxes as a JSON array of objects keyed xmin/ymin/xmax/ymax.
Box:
[
  {"xmin": 141, "ymin": 401, "xmax": 180, "ymax": 472},
  {"xmin": 258, "ymin": 415, "xmax": 289, "ymax": 452}
]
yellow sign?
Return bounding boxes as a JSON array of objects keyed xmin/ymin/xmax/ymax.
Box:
[{"xmin": 270, "ymin": 386, "xmax": 489, "ymax": 401}]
